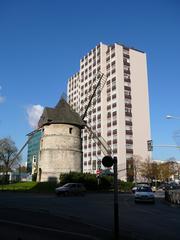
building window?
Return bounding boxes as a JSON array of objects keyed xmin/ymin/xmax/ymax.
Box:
[
  {"xmin": 107, "ymin": 131, "xmax": 111, "ymax": 136},
  {"xmin": 112, "ymin": 103, "xmax": 117, "ymax": 108},
  {"xmin": 113, "ymin": 148, "xmax": 117, "ymax": 154},
  {"xmin": 97, "ymin": 106, "xmax": 101, "ymax": 111},
  {"xmin": 97, "ymin": 114, "xmax": 101, "ymax": 120},
  {"xmin": 107, "ymin": 122, "xmax": 111, "ymax": 127},
  {"xmin": 111, "ymin": 53, "xmax": 115, "ymax": 58},
  {"xmin": 112, "ymin": 77, "xmax": 116, "ymax": 82},
  {"xmin": 97, "ymin": 150, "xmax": 101, "ymax": 155},
  {"xmin": 107, "ymin": 96, "xmax": 111, "ymax": 102},
  {"xmin": 107, "ymin": 112, "xmax": 111, "ymax": 118},
  {"xmin": 112, "ymin": 69, "xmax": 116, "ymax": 74},
  {"xmin": 69, "ymin": 128, "xmax": 73, "ymax": 134},
  {"xmin": 107, "ymin": 105, "xmax": 111, "ymax": 110},
  {"xmin": 113, "ymin": 120, "xmax": 117, "ymax": 126},
  {"xmin": 112, "ymin": 94, "xmax": 116, "ymax": 99}
]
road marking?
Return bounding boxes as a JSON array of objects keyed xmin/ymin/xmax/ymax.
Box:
[
  {"xmin": 0, "ymin": 219, "xmax": 100, "ymax": 240},
  {"xmin": 55, "ymin": 214, "xmax": 112, "ymax": 232}
]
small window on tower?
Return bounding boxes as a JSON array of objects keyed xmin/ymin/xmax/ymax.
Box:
[{"xmin": 69, "ymin": 128, "xmax": 73, "ymax": 134}]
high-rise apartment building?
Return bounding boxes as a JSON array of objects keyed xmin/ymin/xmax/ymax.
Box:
[{"xmin": 67, "ymin": 42, "xmax": 151, "ymax": 180}]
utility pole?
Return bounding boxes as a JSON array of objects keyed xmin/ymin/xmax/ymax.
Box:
[
  {"xmin": 102, "ymin": 156, "xmax": 119, "ymax": 240},
  {"xmin": 113, "ymin": 156, "xmax": 119, "ymax": 239}
]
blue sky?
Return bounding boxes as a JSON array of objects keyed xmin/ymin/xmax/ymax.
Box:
[{"xmin": 0, "ymin": 0, "xmax": 180, "ymax": 162}]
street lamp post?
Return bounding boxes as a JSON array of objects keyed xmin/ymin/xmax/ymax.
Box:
[{"xmin": 166, "ymin": 114, "xmax": 180, "ymax": 161}]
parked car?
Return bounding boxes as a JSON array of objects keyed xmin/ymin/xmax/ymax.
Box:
[
  {"xmin": 134, "ymin": 186, "xmax": 155, "ymax": 203},
  {"xmin": 132, "ymin": 183, "xmax": 150, "ymax": 193},
  {"xmin": 158, "ymin": 182, "xmax": 180, "ymax": 191},
  {"xmin": 55, "ymin": 183, "xmax": 86, "ymax": 196},
  {"xmin": 151, "ymin": 186, "xmax": 156, "ymax": 192}
]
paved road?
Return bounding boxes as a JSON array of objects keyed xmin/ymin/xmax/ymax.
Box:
[{"xmin": 0, "ymin": 191, "xmax": 179, "ymax": 239}]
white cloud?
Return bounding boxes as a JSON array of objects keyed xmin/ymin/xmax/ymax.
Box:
[
  {"xmin": 0, "ymin": 96, "xmax": 5, "ymax": 103},
  {"xmin": 27, "ymin": 104, "xmax": 44, "ymax": 129}
]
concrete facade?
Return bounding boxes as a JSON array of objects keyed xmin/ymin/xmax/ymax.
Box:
[{"xmin": 67, "ymin": 42, "xmax": 151, "ymax": 180}]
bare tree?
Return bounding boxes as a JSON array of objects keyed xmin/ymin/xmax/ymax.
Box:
[
  {"xmin": 140, "ymin": 157, "xmax": 160, "ymax": 183},
  {"xmin": 159, "ymin": 161, "xmax": 177, "ymax": 182},
  {"xmin": 0, "ymin": 137, "xmax": 21, "ymax": 183},
  {"xmin": 126, "ymin": 155, "xmax": 142, "ymax": 182}
]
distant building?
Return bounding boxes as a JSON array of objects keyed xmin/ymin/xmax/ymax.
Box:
[
  {"xmin": 67, "ymin": 42, "xmax": 151, "ymax": 180},
  {"xmin": 27, "ymin": 129, "xmax": 42, "ymax": 174}
]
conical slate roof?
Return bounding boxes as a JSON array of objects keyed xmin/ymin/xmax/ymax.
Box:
[{"xmin": 38, "ymin": 98, "xmax": 85, "ymax": 128}]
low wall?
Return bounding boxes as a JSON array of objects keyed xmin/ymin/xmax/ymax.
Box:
[{"xmin": 165, "ymin": 189, "xmax": 180, "ymax": 205}]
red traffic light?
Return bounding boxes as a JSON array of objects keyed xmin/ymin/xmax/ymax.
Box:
[{"xmin": 102, "ymin": 156, "xmax": 114, "ymax": 167}]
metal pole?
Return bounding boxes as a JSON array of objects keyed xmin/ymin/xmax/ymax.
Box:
[
  {"xmin": 113, "ymin": 156, "xmax": 119, "ymax": 239},
  {"xmin": 82, "ymin": 73, "xmax": 104, "ymax": 120}
]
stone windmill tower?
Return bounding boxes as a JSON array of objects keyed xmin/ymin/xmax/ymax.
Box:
[{"xmin": 37, "ymin": 97, "xmax": 85, "ymax": 182}]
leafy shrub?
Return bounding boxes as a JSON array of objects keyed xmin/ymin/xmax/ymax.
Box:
[
  {"xmin": 118, "ymin": 180, "xmax": 134, "ymax": 192},
  {"xmin": 99, "ymin": 176, "xmax": 113, "ymax": 190},
  {"xmin": 59, "ymin": 172, "xmax": 113, "ymax": 191}
]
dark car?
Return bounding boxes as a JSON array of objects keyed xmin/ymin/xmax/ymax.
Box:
[{"xmin": 55, "ymin": 183, "xmax": 86, "ymax": 196}]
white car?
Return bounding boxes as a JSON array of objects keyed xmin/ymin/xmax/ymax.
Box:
[{"xmin": 134, "ymin": 186, "xmax": 155, "ymax": 203}]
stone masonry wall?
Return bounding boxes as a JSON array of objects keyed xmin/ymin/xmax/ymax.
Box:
[{"xmin": 37, "ymin": 124, "xmax": 82, "ymax": 182}]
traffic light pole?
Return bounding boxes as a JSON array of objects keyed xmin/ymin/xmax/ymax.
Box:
[
  {"xmin": 113, "ymin": 156, "xmax": 119, "ymax": 239},
  {"xmin": 102, "ymin": 155, "xmax": 119, "ymax": 239}
]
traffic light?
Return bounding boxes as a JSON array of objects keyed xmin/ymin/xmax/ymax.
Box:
[
  {"xmin": 147, "ymin": 140, "xmax": 153, "ymax": 151},
  {"xmin": 102, "ymin": 156, "xmax": 114, "ymax": 167}
]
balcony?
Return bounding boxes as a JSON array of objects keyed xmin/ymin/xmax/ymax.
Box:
[
  {"xmin": 126, "ymin": 139, "xmax": 133, "ymax": 144},
  {"xmin": 124, "ymin": 86, "xmax": 131, "ymax": 91},
  {"xmin": 125, "ymin": 94, "xmax": 131, "ymax": 100},
  {"xmin": 124, "ymin": 78, "xmax": 131, "ymax": 83},
  {"xmin": 126, "ymin": 130, "xmax": 133, "ymax": 135},
  {"xmin": 125, "ymin": 103, "xmax": 132, "ymax": 108},
  {"xmin": 126, "ymin": 149, "xmax": 133, "ymax": 154},
  {"xmin": 126, "ymin": 157, "xmax": 133, "ymax": 162},
  {"xmin": 123, "ymin": 46, "xmax": 129, "ymax": 51},
  {"xmin": 124, "ymin": 69, "xmax": 130, "ymax": 74},
  {"xmin": 125, "ymin": 112, "xmax": 132, "ymax": 117},
  {"xmin": 123, "ymin": 60, "xmax": 130, "ymax": 66},
  {"xmin": 123, "ymin": 53, "xmax": 130, "ymax": 59},
  {"xmin": 125, "ymin": 121, "xmax": 132, "ymax": 126}
]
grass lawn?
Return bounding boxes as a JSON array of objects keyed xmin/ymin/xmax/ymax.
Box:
[
  {"xmin": 0, "ymin": 181, "xmax": 58, "ymax": 193},
  {"xmin": 0, "ymin": 182, "xmax": 38, "ymax": 191}
]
